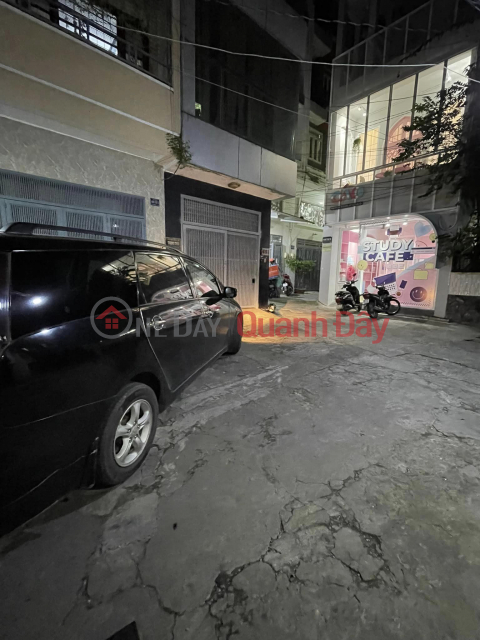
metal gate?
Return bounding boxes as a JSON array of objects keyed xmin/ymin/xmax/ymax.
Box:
[
  {"xmin": 182, "ymin": 196, "xmax": 260, "ymax": 308},
  {"xmin": 0, "ymin": 169, "xmax": 146, "ymax": 238},
  {"xmin": 295, "ymin": 238, "xmax": 322, "ymax": 291},
  {"xmin": 270, "ymin": 234, "xmax": 284, "ymax": 272}
]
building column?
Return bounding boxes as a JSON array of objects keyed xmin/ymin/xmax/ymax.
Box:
[
  {"xmin": 319, "ymin": 225, "xmax": 340, "ymax": 306},
  {"xmin": 434, "ymin": 257, "xmax": 452, "ymax": 318}
]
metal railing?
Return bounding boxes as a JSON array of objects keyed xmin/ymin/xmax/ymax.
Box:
[
  {"xmin": 6, "ymin": 0, "xmax": 172, "ymax": 85},
  {"xmin": 332, "ymin": 0, "xmax": 479, "ymax": 108}
]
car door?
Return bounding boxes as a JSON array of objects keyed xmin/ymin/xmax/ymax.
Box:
[
  {"xmin": 0, "ymin": 248, "xmax": 142, "ymax": 525},
  {"xmin": 182, "ymin": 257, "xmax": 235, "ymax": 352},
  {"xmin": 135, "ymin": 251, "xmax": 216, "ymax": 391}
]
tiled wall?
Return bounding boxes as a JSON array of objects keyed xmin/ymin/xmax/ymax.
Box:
[
  {"xmin": 449, "ymin": 273, "xmax": 480, "ymax": 297},
  {"xmin": 0, "ymin": 119, "xmax": 165, "ymax": 242}
]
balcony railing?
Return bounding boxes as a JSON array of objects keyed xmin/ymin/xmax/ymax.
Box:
[
  {"xmin": 6, "ymin": 0, "xmax": 172, "ymax": 85},
  {"xmin": 332, "ymin": 0, "xmax": 479, "ymax": 107}
]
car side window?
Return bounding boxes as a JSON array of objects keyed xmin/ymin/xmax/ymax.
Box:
[
  {"xmin": 183, "ymin": 259, "xmax": 222, "ymax": 298},
  {"xmin": 10, "ymin": 250, "xmax": 136, "ymax": 339},
  {"xmin": 136, "ymin": 252, "xmax": 193, "ymax": 305}
]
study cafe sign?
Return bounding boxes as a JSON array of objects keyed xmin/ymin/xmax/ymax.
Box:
[{"xmin": 360, "ymin": 239, "xmax": 415, "ymax": 263}]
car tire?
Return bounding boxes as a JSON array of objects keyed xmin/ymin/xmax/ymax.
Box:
[
  {"xmin": 96, "ymin": 382, "xmax": 159, "ymax": 487},
  {"xmin": 225, "ymin": 315, "xmax": 242, "ymax": 355}
]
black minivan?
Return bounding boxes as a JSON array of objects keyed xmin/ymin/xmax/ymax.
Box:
[{"xmin": 0, "ymin": 223, "xmax": 242, "ymax": 533}]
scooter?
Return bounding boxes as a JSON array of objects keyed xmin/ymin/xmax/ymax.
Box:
[
  {"xmin": 363, "ymin": 285, "xmax": 401, "ymax": 319},
  {"xmin": 281, "ymin": 274, "xmax": 294, "ymax": 296},
  {"xmin": 269, "ymin": 277, "xmax": 281, "ymax": 298},
  {"xmin": 335, "ymin": 277, "xmax": 362, "ymax": 314}
]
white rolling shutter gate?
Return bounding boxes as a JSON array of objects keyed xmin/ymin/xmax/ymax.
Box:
[
  {"xmin": 182, "ymin": 195, "xmax": 261, "ymax": 308},
  {"xmin": 0, "ymin": 170, "xmax": 146, "ymax": 239}
]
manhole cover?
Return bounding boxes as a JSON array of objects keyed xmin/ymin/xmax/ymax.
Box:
[{"xmin": 107, "ymin": 622, "xmax": 140, "ymax": 640}]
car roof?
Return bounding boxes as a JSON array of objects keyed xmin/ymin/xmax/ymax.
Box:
[{"xmin": 0, "ymin": 231, "xmax": 186, "ymax": 257}]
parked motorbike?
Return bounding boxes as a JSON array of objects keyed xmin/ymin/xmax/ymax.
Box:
[
  {"xmin": 269, "ymin": 277, "xmax": 281, "ymax": 298},
  {"xmin": 363, "ymin": 285, "xmax": 401, "ymax": 319},
  {"xmin": 335, "ymin": 278, "xmax": 362, "ymax": 314},
  {"xmin": 269, "ymin": 273, "xmax": 294, "ymax": 298},
  {"xmin": 281, "ymin": 273, "xmax": 294, "ymax": 296}
]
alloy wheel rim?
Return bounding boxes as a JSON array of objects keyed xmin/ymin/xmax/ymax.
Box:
[{"xmin": 114, "ymin": 399, "xmax": 153, "ymax": 467}]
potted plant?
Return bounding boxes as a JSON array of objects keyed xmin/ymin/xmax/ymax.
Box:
[{"xmin": 284, "ymin": 255, "xmax": 316, "ymax": 293}]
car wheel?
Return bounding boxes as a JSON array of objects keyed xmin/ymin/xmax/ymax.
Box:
[
  {"xmin": 225, "ymin": 315, "xmax": 242, "ymax": 354},
  {"xmin": 96, "ymin": 382, "xmax": 159, "ymax": 486}
]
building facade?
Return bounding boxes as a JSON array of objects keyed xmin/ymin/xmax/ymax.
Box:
[
  {"xmin": 0, "ymin": 0, "xmax": 328, "ymax": 309},
  {"xmin": 0, "ymin": 0, "xmax": 180, "ymax": 242},
  {"xmin": 270, "ymin": 102, "xmax": 327, "ymax": 292},
  {"xmin": 320, "ymin": 0, "xmax": 480, "ymax": 317},
  {"xmin": 164, "ymin": 0, "xmax": 329, "ymax": 307}
]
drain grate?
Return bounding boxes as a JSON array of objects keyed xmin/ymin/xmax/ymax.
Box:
[{"xmin": 106, "ymin": 622, "xmax": 140, "ymax": 640}]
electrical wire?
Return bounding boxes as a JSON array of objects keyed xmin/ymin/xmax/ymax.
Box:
[
  {"xmin": 178, "ymin": 29, "xmax": 480, "ymax": 83},
  {"xmin": 119, "ymin": 26, "xmax": 461, "ymax": 70},
  {"xmin": 198, "ymin": 0, "xmax": 430, "ymax": 32},
  {"xmin": 285, "ymin": 170, "xmax": 434, "ymax": 199}
]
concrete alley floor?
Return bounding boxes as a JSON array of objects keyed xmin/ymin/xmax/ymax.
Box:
[{"xmin": 2, "ymin": 297, "xmax": 480, "ymax": 640}]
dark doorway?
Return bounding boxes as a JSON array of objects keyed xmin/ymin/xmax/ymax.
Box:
[
  {"xmin": 295, "ymin": 239, "xmax": 322, "ymax": 291},
  {"xmin": 270, "ymin": 234, "xmax": 284, "ymax": 272}
]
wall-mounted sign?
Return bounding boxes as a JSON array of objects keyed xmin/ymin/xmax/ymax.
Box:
[
  {"xmin": 360, "ymin": 239, "xmax": 414, "ymax": 263},
  {"xmin": 166, "ymin": 237, "xmax": 181, "ymax": 247},
  {"xmin": 261, "ymin": 248, "xmax": 270, "ymax": 257},
  {"xmin": 330, "ymin": 185, "xmax": 365, "ymax": 209},
  {"xmin": 323, "ymin": 236, "xmax": 332, "ymax": 253},
  {"xmin": 150, "ymin": 198, "xmax": 160, "ymax": 206}
]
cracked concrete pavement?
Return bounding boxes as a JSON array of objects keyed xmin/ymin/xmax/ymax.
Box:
[{"xmin": 2, "ymin": 298, "xmax": 480, "ymax": 639}]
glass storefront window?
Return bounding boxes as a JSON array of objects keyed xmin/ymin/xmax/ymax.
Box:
[
  {"xmin": 338, "ymin": 217, "xmax": 438, "ymax": 310},
  {"xmin": 394, "ymin": 162, "xmax": 414, "ymax": 174},
  {"xmin": 386, "ymin": 76, "xmax": 415, "ymax": 165},
  {"xmin": 339, "ymin": 229, "xmax": 361, "ymax": 283},
  {"xmin": 332, "ymin": 108, "xmax": 348, "ymax": 178},
  {"xmin": 413, "ymin": 63, "xmax": 444, "ymax": 152},
  {"xmin": 365, "ymin": 88, "xmax": 389, "ymax": 170},
  {"xmin": 415, "ymin": 154, "xmax": 438, "ymax": 169},
  {"xmin": 445, "ymin": 51, "xmax": 472, "ymax": 89},
  {"xmin": 345, "ymin": 99, "xmax": 368, "ymax": 175},
  {"xmin": 416, "ymin": 63, "xmax": 444, "ymax": 106},
  {"xmin": 443, "ymin": 51, "xmax": 473, "ymax": 148},
  {"xmin": 330, "ymin": 51, "xmax": 473, "ymax": 181},
  {"xmin": 358, "ymin": 171, "xmax": 373, "ymax": 184}
]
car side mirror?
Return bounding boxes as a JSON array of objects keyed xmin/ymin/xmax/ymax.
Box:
[{"xmin": 224, "ymin": 286, "xmax": 237, "ymax": 299}]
